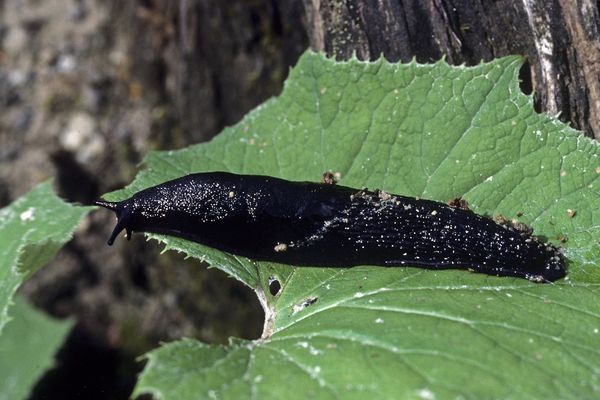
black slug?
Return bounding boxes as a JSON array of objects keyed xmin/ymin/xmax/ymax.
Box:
[{"xmin": 95, "ymin": 172, "xmax": 566, "ymax": 282}]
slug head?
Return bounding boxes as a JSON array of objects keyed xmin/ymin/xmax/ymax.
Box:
[{"xmin": 95, "ymin": 199, "xmax": 133, "ymax": 245}]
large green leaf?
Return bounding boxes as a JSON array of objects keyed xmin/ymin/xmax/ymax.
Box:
[
  {"xmin": 0, "ymin": 181, "xmax": 91, "ymax": 332},
  {"xmin": 0, "ymin": 297, "xmax": 72, "ymax": 400},
  {"xmin": 118, "ymin": 52, "xmax": 600, "ymax": 398}
]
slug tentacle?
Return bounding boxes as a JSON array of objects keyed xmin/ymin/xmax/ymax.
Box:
[
  {"xmin": 95, "ymin": 199, "xmax": 131, "ymax": 245},
  {"xmin": 96, "ymin": 172, "xmax": 566, "ymax": 282}
]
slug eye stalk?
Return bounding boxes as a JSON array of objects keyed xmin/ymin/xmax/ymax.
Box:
[{"xmin": 94, "ymin": 200, "xmax": 131, "ymax": 245}]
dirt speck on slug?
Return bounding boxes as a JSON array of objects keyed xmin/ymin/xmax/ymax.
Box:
[
  {"xmin": 511, "ymin": 219, "xmax": 533, "ymax": 236},
  {"xmin": 377, "ymin": 190, "xmax": 392, "ymax": 201},
  {"xmin": 494, "ymin": 214, "xmax": 509, "ymax": 226},
  {"xmin": 321, "ymin": 171, "xmax": 337, "ymax": 185},
  {"xmin": 447, "ymin": 197, "xmax": 470, "ymax": 210},
  {"xmin": 274, "ymin": 243, "xmax": 288, "ymax": 252}
]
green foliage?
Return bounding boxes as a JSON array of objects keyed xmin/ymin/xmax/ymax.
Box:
[
  {"xmin": 0, "ymin": 297, "xmax": 72, "ymax": 400},
  {"xmin": 107, "ymin": 52, "xmax": 600, "ymax": 398},
  {"xmin": 0, "ymin": 181, "xmax": 91, "ymax": 333},
  {"xmin": 0, "ymin": 181, "xmax": 88, "ymax": 399}
]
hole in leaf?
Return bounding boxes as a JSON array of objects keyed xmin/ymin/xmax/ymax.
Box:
[
  {"xmin": 518, "ymin": 60, "xmax": 533, "ymax": 96},
  {"xmin": 268, "ymin": 276, "xmax": 281, "ymax": 296}
]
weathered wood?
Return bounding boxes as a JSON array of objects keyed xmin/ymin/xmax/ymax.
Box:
[{"xmin": 303, "ymin": 0, "xmax": 600, "ymax": 139}]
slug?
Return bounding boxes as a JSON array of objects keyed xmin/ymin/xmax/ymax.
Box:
[{"xmin": 95, "ymin": 172, "xmax": 566, "ymax": 282}]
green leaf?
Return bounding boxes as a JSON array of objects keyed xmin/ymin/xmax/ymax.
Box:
[
  {"xmin": 0, "ymin": 181, "xmax": 91, "ymax": 333},
  {"xmin": 121, "ymin": 52, "xmax": 600, "ymax": 398},
  {"xmin": 0, "ymin": 297, "xmax": 72, "ymax": 400}
]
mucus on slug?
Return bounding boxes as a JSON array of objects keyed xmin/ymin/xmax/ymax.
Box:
[{"xmin": 95, "ymin": 172, "xmax": 566, "ymax": 282}]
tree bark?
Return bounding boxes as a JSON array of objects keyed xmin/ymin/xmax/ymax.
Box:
[
  {"xmin": 303, "ymin": 0, "xmax": 600, "ymax": 139},
  {"xmin": 144, "ymin": 0, "xmax": 308, "ymax": 143}
]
